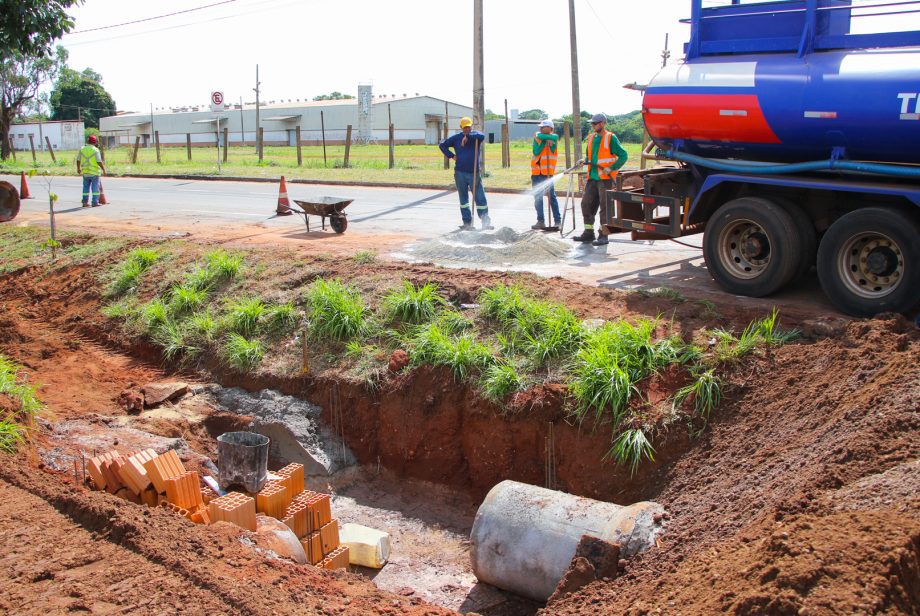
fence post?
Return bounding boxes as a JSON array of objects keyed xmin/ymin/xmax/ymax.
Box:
[
  {"xmin": 44, "ymin": 136, "xmax": 55, "ymax": 162},
  {"xmin": 155, "ymin": 131, "xmax": 161, "ymax": 163},
  {"xmin": 258, "ymin": 127, "xmax": 264, "ymax": 162},
  {"xmin": 344, "ymin": 124, "xmax": 352, "ymax": 168},
  {"xmin": 186, "ymin": 133, "xmax": 192, "ymax": 161},
  {"xmin": 132, "ymin": 135, "xmax": 141, "ymax": 163},
  {"xmin": 295, "ymin": 126, "xmax": 302, "ymax": 166},
  {"xmin": 223, "ymin": 127, "xmax": 229, "ymax": 162},
  {"xmin": 564, "ymin": 121, "xmax": 572, "ymax": 169},
  {"xmin": 388, "ymin": 104, "xmax": 394, "ymax": 169},
  {"xmin": 640, "ymin": 128, "xmax": 650, "ymax": 170},
  {"xmin": 320, "ymin": 111, "xmax": 327, "ymax": 167},
  {"xmin": 501, "ymin": 124, "xmax": 509, "ymax": 168},
  {"xmin": 443, "ymin": 106, "xmax": 450, "ymax": 170},
  {"xmin": 28, "ymin": 135, "xmax": 36, "ymax": 163}
]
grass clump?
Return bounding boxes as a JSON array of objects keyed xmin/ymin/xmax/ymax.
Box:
[
  {"xmin": 223, "ymin": 333, "xmax": 264, "ymax": 371},
  {"xmin": 478, "ymin": 362, "xmax": 525, "ymax": 404},
  {"xmin": 306, "ymin": 279, "xmax": 367, "ymax": 341},
  {"xmin": 189, "ymin": 310, "xmax": 220, "ymax": 343},
  {"xmin": 410, "ymin": 323, "xmax": 493, "ymax": 381},
  {"xmin": 606, "ymin": 428, "xmax": 655, "ymax": 476},
  {"xmin": 352, "ymin": 249, "xmax": 377, "ymax": 264},
  {"xmin": 265, "ymin": 301, "xmax": 299, "ymax": 334},
  {"xmin": 141, "ymin": 299, "xmax": 170, "ymax": 333},
  {"xmin": 384, "ymin": 280, "xmax": 445, "ymax": 325},
  {"xmin": 227, "ymin": 297, "xmax": 265, "ymax": 337},
  {"xmin": 152, "ymin": 321, "xmax": 198, "ymax": 363},
  {"xmin": 0, "ymin": 355, "xmax": 42, "ymax": 453},
  {"xmin": 170, "ymin": 285, "xmax": 207, "ymax": 315},
  {"xmin": 708, "ymin": 309, "xmax": 798, "ymax": 363},
  {"xmin": 108, "ymin": 247, "xmax": 160, "ymax": 296},
  {"xmin": 479, "ymin": 284, "xmax": 530, "ymax": 324},
  {"xmin": 568, "ymin": 319, "xmax": 688, "ymax": 426},
  {"xmin": 185, "ymin": 249, "xmax": 243, "ymax": 292},
  {"xmin": 673, "ymin": 369, "xmax": 722, "ymax": 421}
]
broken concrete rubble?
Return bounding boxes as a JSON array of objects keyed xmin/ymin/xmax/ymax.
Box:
[
  {"xmin": 141, "ymin": 381, "xmax": 190, "ymax": 408},
  {"xmin": 204, "ymin": 386, "xmax": 356, "ymax": 476}
]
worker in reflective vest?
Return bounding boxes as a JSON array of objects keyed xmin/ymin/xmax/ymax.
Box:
[
  {"xmin": 574, "ymin": 113, "xmax": 628, "ymax": 246},
  {"xmin": 530, "ymin": 119, "xmax": 561, "ymax": 230},
  {"xmin": 76, "ymin": 134, "xmax": 106, "ymax": 207}
]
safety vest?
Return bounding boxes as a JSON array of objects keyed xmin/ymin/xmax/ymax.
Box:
[
  {"xmin": 586, "ymin": 130, "xmax": 618, "ymax": 180},
  {"xmin": 78, "ymin": 145, "xmax": 101, "ymax": 176},
  {"xmin": 530, "ymin": 134, "xmax": 558, "ymax": 176}
]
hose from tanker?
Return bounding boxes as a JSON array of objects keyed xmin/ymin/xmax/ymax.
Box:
[{"xmin": 662, "ymin": 149, "xmax": 920, "ymax": 179}]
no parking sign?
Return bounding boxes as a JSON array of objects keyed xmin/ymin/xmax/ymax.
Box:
[{"xmin": 210, "ymin": 91, "xmax": 224, "ymax": 112}]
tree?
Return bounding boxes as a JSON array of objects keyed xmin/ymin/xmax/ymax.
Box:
[
  {"xmin": 484, "ymin": 109, "xmax": 505, "ymax": 121},
  {"xmin": 518, "ymin": 108, "xmax": 547, "ymax": 120},
  {"xmin": 0, "ymin": 45, "xmax": 67, "ymax": 159},
  {"xmin": 50, "ymin": 67, "xmax": 117, "ymax": 128},
  {"xmin": 312, "ymin": 91, "xmax": 354, "ymax": 101},
  {"xmin": 0, "ymin": 0, "xmax": 81, "ymax": 57}
]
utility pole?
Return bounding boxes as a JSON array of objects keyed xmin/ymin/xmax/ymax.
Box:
[
  {"xmin": 473, "ymin": 0, "xmax": 484, "ymax": 132},
  {"xmin": 568, "ymin": 0, "xmax": 582, "ymax": 158},
  {"xmin": 254, "ymin": 64, "xmax": 261, "ymax": 154},
  {"xmin": 149, "ymin": 103, "xmax": 154, "ymax": 148},
  {"xmin": 239, "ymin": 96, "xmax": 245, "ymax": 145}
]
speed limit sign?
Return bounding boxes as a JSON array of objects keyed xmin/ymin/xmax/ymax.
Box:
[{"xmin": 210, "ymin": 91, "xmax": 224, "ymax": 111}]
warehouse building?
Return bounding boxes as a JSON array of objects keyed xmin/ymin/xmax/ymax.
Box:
[
  {"xmin": 99, "ymin": 92, "xmax": 473, "ymax": 148},
  {"xmin": 8, "ymin": 120, "xmax": 85, "ymax": 152}
]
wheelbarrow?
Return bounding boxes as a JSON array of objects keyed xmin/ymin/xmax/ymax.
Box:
[{"xmin": 290, "ymin": 197, "xmax": 353, "ymax": 234}]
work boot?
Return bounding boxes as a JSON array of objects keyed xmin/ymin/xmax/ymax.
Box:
[
  {"xmin": 459, "ymin": 221, "xmax": 474, "ymax": 231},
  {"xmin": 572, "ymin": 229, "xmax": 595, "ymax": 243},
  {"xmin": 481, "ymin": 215, "xmax": 494, "ymax": 231},
  {"xmin": 531, "ymin": 221, "xmax": 546, "ymax": 230},
  {"xmin": 82, "ymin": 202, "xmax": 89, "ymax": 208},
  {"xmin": 592, "ymin": 234, "xmax": 609, "ymax": 246}
]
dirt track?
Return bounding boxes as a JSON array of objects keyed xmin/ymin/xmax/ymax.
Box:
[{"xmin": 0, "ymin": 229, "xmax": 917, "ymax": 615}]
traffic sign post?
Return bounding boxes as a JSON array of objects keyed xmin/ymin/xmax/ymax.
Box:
[{"xmin": 210, "ymin": 91, "xmax": 225, "ymax": 171}]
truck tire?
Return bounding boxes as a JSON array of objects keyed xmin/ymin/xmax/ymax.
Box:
[
  {"xmin": 816, "ymin": 207, "xmax": 920, "ymax": 317},
  {"xmin": 703, "ymin": 197, "xmax": 802, "ymax": 297},
  {"xmin": 773, "ymin": 197, "xmax": 817, "ymax": 283}
]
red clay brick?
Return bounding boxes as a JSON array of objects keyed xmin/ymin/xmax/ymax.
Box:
[
  {"xmin": 301, "ymin": 532, "xmax": 324, "ymax": 566},
  {"xmin": 255, "ymin": 480, "xmax": 290, "ymax": 521},
  {"xmin": 319, "ymin": 519, "xmax": 339, "ymax": 555},
  {"xmin": 275, "ymin": 463, "xmax": 304, "ymax": 496},
  {"xmin": 325, "ymin": 545, "xmax": 350, "ymax": 570},
  {"xmin": 165, "ymin": 471, "xmax": 204, "ymax": 511},
  {"xmin": 143, "ymin": 449, "xmax": 187, "ymax": 494},
  {"xmin": 116, "ymin": 448, "xmax": 157, "ymax": 495}
]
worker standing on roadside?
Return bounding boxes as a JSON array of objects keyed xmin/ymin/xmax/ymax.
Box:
[
  {"xmin": 76, "ymin": 134, "xmax": 106, "ymax": 207},
  {"xmin": 439, "ymin": 117, "xmax": 493, "ymax": 231},
  {"xmin": 530, "ymin": 119, "xmax": 562, "ymax": 230},
  {"xmin": 573, "ymin": 113, "xmax": 628, "ymax": 245}
]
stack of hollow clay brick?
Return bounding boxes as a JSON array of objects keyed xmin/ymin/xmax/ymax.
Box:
[
  {"xmin": 209, "ymin": 491, "xmax": 258, "ymax": 531},
  {"xmin": 271, "ymin": 464, "xmax": 348, "ymax": 569},
  {"xmin": 87, "ymin": 448, "xmax": 210, "ymax": 524}
]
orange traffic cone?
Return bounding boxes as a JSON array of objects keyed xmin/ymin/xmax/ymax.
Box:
[
  {"xmin": 276, "ymin": 176, "xmax": 293, "ymax": 215},
  {"xmin": 98, "ymin": 179, "xmax": 108, "ymax": 205},
  {"xmin": 20, "ymin": 172, "xmax": 33, "ymax": 199}
]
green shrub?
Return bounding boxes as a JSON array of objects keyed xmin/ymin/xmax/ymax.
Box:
[
  {"xmin": 223, "ymin": 333, "xmax": 263, "ymax": 371},
  {"xmin": 306, "ymin": 279, "xmax": 367, "ymax": 341},
  {"xmin": 478, "ymin": 284, "xmax": 530, "ymax": 325},
  {"xmin": 384, "ymin": 280, "xmax": 445, "ymax": 324},
  {"xmin": 410, "ymin": 323, "xmax": 493, "ymax": 381},
  {"xmin": 353, "ymin": 249, "xmax": 377, "ymax": 264},
  {"xmin": 673, "ymin": 368, "xmax": 722, "ymax": 421},
  {"xmin": 170, "ymin": 285, "xmax": 207, "ymax": 314},
  {"xmin": 265, "ymin": 301, "xmax": 299, "ymax": 334},
  {"xmin": 107, "ymin": 247, "xmax": 160, "ymax": 296}
]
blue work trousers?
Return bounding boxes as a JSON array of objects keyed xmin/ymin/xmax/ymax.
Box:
[
  {"xmin": 82, "ymin": 175, "xmax": 100, "ymax": 205},
  {"xmin": 454, "ymin": 171, "xmax": 488, "ymax": 224},
  {"xmin": 532, "ymin": 176, "xmax": 561, "ymax": 224}
]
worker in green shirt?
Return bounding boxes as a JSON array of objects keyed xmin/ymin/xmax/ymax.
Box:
[
  {"xmin": 574, "ymin": 113, "xmax": 628, "ymax": 246},
  {"xmin": 530, "ymin": 119, "xmax": 562, "ymax": 230}
]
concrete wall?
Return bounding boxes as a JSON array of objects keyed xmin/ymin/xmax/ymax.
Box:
[
  {"xmin": 99, "ymin": 97, "xmax": 472, "ymax": 147},
  {"xmin": 8, "ymin": 120, "xmax": 85, "ymax": 152}
]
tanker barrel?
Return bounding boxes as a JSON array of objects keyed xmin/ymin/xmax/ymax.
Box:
[
  {"xmin": 469, "ymin": 480, "xmax": 665, "ymax": 602},
  {"xmin": 0, "ymin": 181, "xmax": 20, "ymax": 223}
]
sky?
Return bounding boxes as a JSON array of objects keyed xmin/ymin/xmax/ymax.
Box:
[{"xmin": 58, "ymin": 0, "xmax": 691, "ymax": 118}]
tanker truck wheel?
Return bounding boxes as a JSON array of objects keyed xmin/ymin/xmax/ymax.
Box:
[
  {"xmin": 703, "ymin": 197, "xmax": 801, "ymax": 297},
  {"xmin": 817, "ymin": 208, "xmax": 920, "ymax": 317}
]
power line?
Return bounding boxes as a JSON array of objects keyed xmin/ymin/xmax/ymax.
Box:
[
  {"xmin": 583, "ymin": 0, "xmax": 617, "ymax": 42},
  {"xmin": 69, "ymin": 0, "xmax": 240, "ymax": 34}
]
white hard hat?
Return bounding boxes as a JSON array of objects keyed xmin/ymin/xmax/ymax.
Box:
[{"xmin": 539, "ymin": 119, "xmax": 554, "ymax": 128}]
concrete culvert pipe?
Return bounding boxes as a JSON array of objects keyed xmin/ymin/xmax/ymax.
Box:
[
  {"xmin": 0, "ymin": 181, "xmax": 20, "ymax": 223},
  {"xmin": 470, "ymin": 480, "xmax": 665, "ymax": 602}
]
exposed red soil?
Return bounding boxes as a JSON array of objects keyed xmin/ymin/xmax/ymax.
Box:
[{"xmin": 0, "ymin": 236, "xmax": 917, "ymax": 615}]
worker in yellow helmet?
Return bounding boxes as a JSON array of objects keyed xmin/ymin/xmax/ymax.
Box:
[
  {"xmin": 439, "ymin": 117, "xmax": 493, "ymax": 230},
  {"xmin": 76, "ymin": 134, "xmax": 106, "ymax": 207}
]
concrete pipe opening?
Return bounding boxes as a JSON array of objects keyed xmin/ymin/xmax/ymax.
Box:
[
  {"xmin": 0, "ymin": 181, "xmax": 20, "ymax": 223},
  {"xmin": 469, "ymin": 480, "xmax": 666, "ymax": 602}
]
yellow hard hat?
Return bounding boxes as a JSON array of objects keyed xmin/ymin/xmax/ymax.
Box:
[{"xmin": 459, "ymin": 117, "xmax": 473, "ymax": 128}]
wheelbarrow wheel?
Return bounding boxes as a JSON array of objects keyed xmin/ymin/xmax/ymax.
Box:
[{"xmin": 330, "ymin": 214, "xmax": 347, "ymax": 234}]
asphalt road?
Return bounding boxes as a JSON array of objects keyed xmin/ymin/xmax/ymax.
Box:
[{"xmin": 2, "ymin": 174, "xmax": 833, "ymax": 315}]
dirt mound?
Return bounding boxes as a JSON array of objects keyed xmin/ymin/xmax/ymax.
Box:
[{"xmin": 545, "ymin": 315, "xmax": 920, "ymax": 614}]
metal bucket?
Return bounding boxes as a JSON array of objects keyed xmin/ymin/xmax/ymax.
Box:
[
  {"xmin": 0, "ymin": 181, "xmax": 20, "ymax": 223},
  {"xmin": 217, "ymin": 431, "xmax": 269, "ymax": 493}
]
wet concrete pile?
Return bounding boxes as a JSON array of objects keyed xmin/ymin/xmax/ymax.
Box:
[{"xmin": 403, "ymin": 227, "xmax": 571, "ymax": 269}]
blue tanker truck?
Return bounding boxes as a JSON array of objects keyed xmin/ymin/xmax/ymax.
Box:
[{"xmin": 608, "ymin": 0, "xmax": 920, "ymax": 316}]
